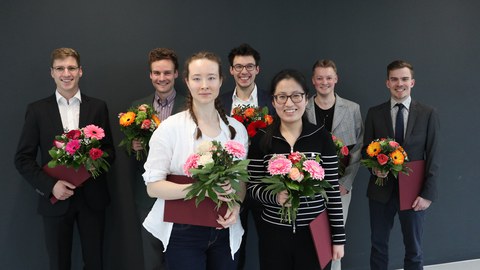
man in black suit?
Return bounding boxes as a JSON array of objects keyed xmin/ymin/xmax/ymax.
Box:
[
  {"xmin": 364, "ymin": 60, "xmax": 440, "ymax": 270},
  {"xmin": 219, "ymin": 43, "xmax": 271, "ymax": 270},
  {"xmin": 130, "ymin": 48, "xmax": 185, "ymax": 270},
  {"xmin": 14, "ymin": 47, "xmax": 115, "ymax": 270}
]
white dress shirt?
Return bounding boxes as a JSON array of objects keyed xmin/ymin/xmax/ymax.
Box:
[
  {"xmin": 230, "ymin": 84, "xmax": 259, "ymax": 114},
  {"xmin": 390, "ymin": 96, "xmax": 411, "ymax": 138},
  {"xmin": 56, "ymin": 90, "xmax": 81, "ymax": 131}
]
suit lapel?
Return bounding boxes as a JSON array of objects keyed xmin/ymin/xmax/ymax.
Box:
[
  {"xmin": 382, "ymin": 102, "xmax": 395, "ymax": 138},
  {"xmin": 331, "ymin": 95, "xmax": 345, "ymax": 133},
  {"xmin": 48, "ymin": 95, "xmax": 65, "ymax": 132},
  {"xmin": 79, "ymin": 94, "xmax": 89, "ymax": 127},
  {"xmin": 404, "ymin": 100, "xmax": 417, "ymax": 145}
]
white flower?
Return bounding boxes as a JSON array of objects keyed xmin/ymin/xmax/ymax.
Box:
[
  {"xmin": 197, "ymin": 152, "xmax": 214, "ymax": 166},
  {"xmin": 196, "ymin": 141, "xmax": 214, "ymax": 154}
]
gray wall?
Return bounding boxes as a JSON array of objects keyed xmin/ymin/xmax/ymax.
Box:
[{"xmin": 1, "ymin": 1, "xmax": 479, "ymax": 269}]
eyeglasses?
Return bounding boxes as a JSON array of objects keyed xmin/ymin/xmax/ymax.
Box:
[
  {"xmin": 273, "ymin": 93, "xmax": 305, "ymax": 104},
  {"xmin": 52, "ymin": 66, "xmax": 80, "ymax": 73},
  {"xmin": 232, "ymin": 64, "xmax": 256, "ymax": 72}
]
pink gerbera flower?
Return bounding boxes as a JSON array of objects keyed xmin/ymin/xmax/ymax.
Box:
[
  {"xmin": 303, "ymin": 160, "xmax": 325, "ymax": 180},
  {"xmin": 65, "ymin": 140, "xmax": 81, "ymax": 155},
  {"xmin": 224, "ymin": 140, "xmax": 246, "ymax": 158},
  {"xmin": 267, "ymin": 155, "xmax": 292, "ymax": 175},
  {"xmin": 83, "ymin": 125, "xmax": 105, "ymax": 140}
]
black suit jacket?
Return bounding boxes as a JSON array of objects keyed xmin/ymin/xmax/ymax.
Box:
[
  {"xmin": 363, "ymin": 99, "xmax": 440, "ymax": 203},
  {"xmin": 14, "ymin": 93, "xmax": 115, "ymax": 216}
]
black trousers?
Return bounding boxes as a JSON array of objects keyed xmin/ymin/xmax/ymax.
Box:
[
  {"xmin": 257, "ymin": 222, "xmax": 328, "ymax": 270},
  {"xmin": 42, "ymin": 188, "xmax": 105, "ymax": 270}
]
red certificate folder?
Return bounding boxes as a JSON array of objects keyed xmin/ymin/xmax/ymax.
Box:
[
  {"xmin": 309, "ymin": 211, "xmax": 333, "ymax": 270},
  {"xmin": 399, "ymin": 160, "xmax": 426, "ymax": 210},
  {"xmin": 163, "ymin": 175, "xmax": 228, "ymax": 228},
  {"xmin": 42, "ymin": 165, "xmax": 91, "ymax": 204}
]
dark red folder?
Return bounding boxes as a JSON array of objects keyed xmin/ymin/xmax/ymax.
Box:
[
  {"xmin": 42, "ymin": 165, "xmax": 91, "ymax": 204},
  {"xmin": 399, "ymin": 160, "xmax": 426, "ymax": 210},
  {"xmin": 309, "ymin": 211, "xmax": 333, "ymax": 270},
  {"xmin": 164, "ymin": 175, "xmax": 228, "ymax": 228}
]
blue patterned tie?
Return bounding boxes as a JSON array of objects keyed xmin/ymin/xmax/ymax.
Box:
[{"xmin": 395, "ymin": 103, "xmax": 404, "ymax": 145}]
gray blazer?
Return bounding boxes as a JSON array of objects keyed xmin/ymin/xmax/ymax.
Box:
[
  {"xmin": 363, "ymin": 99, "xmax": 440, "ymax": 203},
  {"xmin": 305, "ymin": 93, "xmax": 364, "ymax": 190}
]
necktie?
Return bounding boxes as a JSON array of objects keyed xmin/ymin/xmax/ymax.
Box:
[{"xmin": 395, "ymin": 103, "xmax": 404, "ymax": 145}]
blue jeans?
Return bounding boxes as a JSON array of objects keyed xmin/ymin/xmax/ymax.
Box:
[{"xmin": 165, "ymin": 224, "xmax": 237, "ymax": 270}]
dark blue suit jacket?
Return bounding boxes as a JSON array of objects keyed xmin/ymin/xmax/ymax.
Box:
[
  {"xmin": 219, "ymin": 87, "xmax": 273, "ymax": 115},
  {"xmin": 363, "ymin": 99, "xmax": 440, "ymax": 203}
]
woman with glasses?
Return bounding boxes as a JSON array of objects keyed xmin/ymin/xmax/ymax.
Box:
[{"xmin": 247, "ymin": 69, "xmax": 345, "ymax": 270}]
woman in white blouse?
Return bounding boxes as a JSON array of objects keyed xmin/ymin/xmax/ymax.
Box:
[{"xmin": 142, "ymin": 51, "xmax": 248, "ymax": 270}]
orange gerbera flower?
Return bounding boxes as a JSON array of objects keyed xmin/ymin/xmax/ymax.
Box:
[
  {"xmin": 264, "ymin": 114, "xmax": 273, "ymax": 125},
  {"xmin": 366, "ymin": 142, "xmax": 381, "ymax": 157},
  {"xmin": 244, "ymin": 108, "xmax": 255, "ymax": 118},
  {"xmin": 119, "ymin": 112, "xmax": 136, "ymax": 127},
  {"xmin": 390, "ymin": 149, "xmax": 405, "ymax": 165},
  {"xmin": 151, "ymin": 114, "xmax": 161, "ymax": 126}
]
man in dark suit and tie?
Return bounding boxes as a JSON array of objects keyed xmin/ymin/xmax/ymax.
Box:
[
  {"xmin": 130, "ymin": 48, "xmax": 185, "ymax": 270},
  {"xmin": 364, "ymin": 60, "xmax": 440, "ymax": 270},
  {"xmin": 14, "ymin": 47, "xmax": 115, "ymax": 270}
]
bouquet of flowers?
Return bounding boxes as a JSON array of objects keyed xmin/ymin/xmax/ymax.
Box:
[
  {"xmin": 231, "ymin": 105, "xmax": 273, "ymax": 138},
  {"xmin": 262, "ymin": 152, "xmax": 331, "ymax": 224},
  {"xmin": 118, "ymin": 104, "xmax": 161, "ymax": 160},
  {"xmin": 183, "ymin": 140, "xmax": 250, "ymax": 211},
  {"xmin": 47, "ymin": 125, "xmax": 110, "ymax": 179},
  {"xmin": 361, "ymin": 138, "xmax": 410, "ymax": 186},
  {"xmin": 332, "ymin": 134, "xmax": 349, "ymax": 177}
]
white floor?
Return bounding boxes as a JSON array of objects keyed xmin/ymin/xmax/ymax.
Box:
[{"xmin": 396, "ymin": 259, "xmax": 480, "ymax": 270}]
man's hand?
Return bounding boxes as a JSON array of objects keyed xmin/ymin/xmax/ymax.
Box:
[
  {"xmin": 339, "ymin": 184, "xmax": 349, "ymax": 196},
  {"xmin": 132, "ymin": 139, "xmax": 143, "ymax": 151},
  {"xmin": 52, "ymin": 180, "xmax": 76, "ymax": 200},
  {"xmin": 373, "ymin": 167, "xmax": 389, "ymax": 178},
  {"xmin": 412, "ymin": 196, "xmax": 431, "ymax": 211}
]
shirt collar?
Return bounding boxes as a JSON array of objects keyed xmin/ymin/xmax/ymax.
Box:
[
  {"xmin": 155, "ymin": 89, "xmax": 177, "ymax": 107},
  {"xmin": 232, "ymin": 84, "xmax": 257, "ymax": 102},
  {"xmin": 55, "ymin": 89, "xmax": 82, "ymax": 104},
  {"xmin": 390, "ymin": 96, "xmax": 411, "ymax": 110}
]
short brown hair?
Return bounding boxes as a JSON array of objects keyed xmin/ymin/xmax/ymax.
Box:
[
  {"xmin": 149, "ymin": 48, "xmax": 179, "ymax": 71},
  {"xmin": 51, "ymin": 48, "xmax": 80, "ymax": 67},
  {"xmin": 387, "ymin": 60, "xmax": 414, "ymax": 78},
  {"xmin": 312, "ymin": 59, "xmax": 337, "ymax": 74}
]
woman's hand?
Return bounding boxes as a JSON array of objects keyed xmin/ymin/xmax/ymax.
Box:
[
  {"xmin": 216, "ymin": 203, "xmax": 240, "ymax": 229},
  {"xmin": 332, "ymin": 244, "xmax": 345, "ymax": 260},
  {"xmin": 277, "ymin": 190, "xmax": 290, "ymax": 206},
  {"xmin": 214, "ymin": 181, "xmax": 235, "ymax": 202}
]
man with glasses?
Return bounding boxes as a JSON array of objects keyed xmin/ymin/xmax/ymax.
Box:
[
  {"xmin": 220, "ymin": 43, "xmax": 271, "ymax": 270},
  {"xmin": 305, "ymin": 59, "xmax": 363, "ymax": 270},
  {"xmin": 14, "ymin": 47, "xmax": 115, "ymax": 270},
  {"xmin": 130, "ymin": 48, "xmax": 185, "ymax": 270},
  {"xmin": 221, "ymin": 43, "xmax": 271, "ymax": 114}
]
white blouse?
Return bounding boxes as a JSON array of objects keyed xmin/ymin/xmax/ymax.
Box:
[{"xmin": 142, "ymin": 110, "xmax": 249, "ymax": 259}]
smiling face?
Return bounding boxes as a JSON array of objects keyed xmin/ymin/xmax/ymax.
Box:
[
  {"xmin": 386, "ymin": 67, "xmax": 415, "ymax": 102},
  {"xmin": 185, "ymin": 58, "xmax": 223, "ymax": 105},
  {"xmin": 50, "ymin": 56, "xmax": 82, "ymax": 97},
  {"xmin": 272, "ymin": 78, "xmax": 307, "ymax": 125},
  {"xmin": 229, "ymin": 55, "xmax": 259, "ymax": 90},
  {"xmin": 150, "ymin": 59, "xmax": 178, "ymax": 98},
  {"xmin": 312, "ymin": 66, "xmax": 338, "ymax": 97}
]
